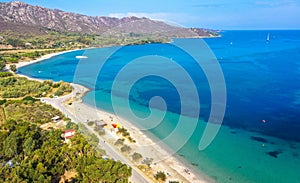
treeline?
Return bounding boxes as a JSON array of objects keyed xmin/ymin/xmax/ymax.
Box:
[
  {"xmin": 0, "ymin": 30, "xmax": 96, "ymax": 49},
  {"xmin": 0, "ymin": 120, "xmax": 132, "ymax": 182},
  {"xmin": 0, "ymin": 29, "xmax": 171, "ymax": 51}
]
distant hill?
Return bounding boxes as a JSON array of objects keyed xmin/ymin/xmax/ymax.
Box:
[{"xmin": 0, "ymin": 1, "xmax": 216, "ymax": 38}]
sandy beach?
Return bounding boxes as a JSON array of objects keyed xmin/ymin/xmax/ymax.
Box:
[{"xmin": 15, "ymin": 49, "xmax": 214, "ymax": 183}]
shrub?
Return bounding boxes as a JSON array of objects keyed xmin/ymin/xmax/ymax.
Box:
[
  {"xmin": 128, "ymin": 136, "xmax": 136, "ymax": 143},
  {"xmin": 0, "ymin": 99, "xmax": 6, "ymax": 105},
  {"xmin": 66, "ymin": 122, "xmax": 79, "ymax": 130},
  {"xmin": 0, "ymin": 72, "xmax": 13, "ymax": 77},
  {"xmin": 87, "ymin": 121, "xmax": 95, "ymax": 126},
  {"xmin": 98, "ymin": 129, "xmax": 105, "ymax": 136},
  {"xmin": 114, "ymin": 138, "xmax": 125, "ymax": 146},
  {"xmin": 54, "ymin": 89, "xmax": 64, "ymax": 96},
  {"xmin": 120, "ymin": 145, "xmax": 131, "ymax": 153},
  {"xmin": 10, "ymin": 64, "xmax": 17, "ymax": 73},
  {"xmin": 141, "ymin": 157, "xmax": 153, "ymax": 166},
  {"xmin": 0, "ymin": 61, "xmax": 5, "ymax": 71},
  {"xmin": 54, "ymin": 83, "xmax": 72, "ymax": 96},
  {"xmin": 154, "ymin": 171, "xmax": 167, "ymax": 181},
  {"xmin": 94, "ymin": 126, "xmax": 101, "ymax": 132},
  {"xmin": 43, "ymin": 80, "xmax": 53, "ymax": 86},
  {"xmin": 22, "ymin": 96, "xmax": 39, "ymax": 103},
  {"xmin": 2, "ymin": 90, "xmax": 25, "ymax": 98},
  {"xmin": 0, "ymin": 77, "xmax": 17, "ymax": 87},
  {"xmin": 131, "ymin": 152, "xmax": 142, "ymax": 162}
]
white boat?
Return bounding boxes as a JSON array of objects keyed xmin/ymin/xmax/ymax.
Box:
[
  {"xmin": 266, "ymin": 33, "xmax": 270, "ymax": 42},
  {"xmin": 75, "ymin": 55, "xmax": 88, "ymax": 59}
]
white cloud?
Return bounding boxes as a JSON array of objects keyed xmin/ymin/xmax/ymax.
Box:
[{"xmin": 108, "ymin": 12, "xmax": 167, "ymax": 20}]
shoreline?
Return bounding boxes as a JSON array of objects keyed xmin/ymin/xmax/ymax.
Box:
[
  {"xmin": 15, "ymin": 49, "xmax": 215, "ymax": 183},
  {"xmin": 14, "ymin": 48, "xmax": 86, "ymax": 69}
]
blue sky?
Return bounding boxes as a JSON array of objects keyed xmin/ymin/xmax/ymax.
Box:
[{"xmin": 1, "ymin": 0, "xmax": 300, "ymax": 29}]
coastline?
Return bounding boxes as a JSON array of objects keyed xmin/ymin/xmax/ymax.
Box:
[
  {"xmin": 15, "ymin": 49, "xmax": 215, "ymax": 183},
  {"xmin": 14, "ymin": 49, "xmax": 84, "ymax": 69}
]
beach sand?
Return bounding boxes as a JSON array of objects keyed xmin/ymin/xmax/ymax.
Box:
[{"xmin": 15, "ymin": 49, "xmax": 214, "ymax": 183}]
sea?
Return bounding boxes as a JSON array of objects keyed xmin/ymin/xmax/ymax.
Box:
[{"xmin": 18, "ymin": 30, "xmax": 300, "ymax": 183}]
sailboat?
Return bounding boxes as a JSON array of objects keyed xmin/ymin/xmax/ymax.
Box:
[{"xmin": 266, "ymin": 33, "xmax": 270, "ymax": 43}]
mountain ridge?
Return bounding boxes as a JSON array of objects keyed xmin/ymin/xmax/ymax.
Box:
[{"xmin": 0, "ymin": 1, "xmax": 216, "ymax": 37}]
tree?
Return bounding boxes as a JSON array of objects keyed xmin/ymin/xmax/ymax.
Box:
[
  {"xmin": 114, "ymin": 138, "xmax": 125, "ymax": 146},
  {"xmin": 131, "ymin": 152, "xmax": 143, "ymax": 162},
  {"xmin": 23, "ymin": 137, "xmax": 35, "ymax": 156},
  {"xmin": 3, "ymin": 131, "xmax": 19, "ymax": 159},
  {"xmin": 0, "ymin": 62, "xmax": 5, "ymax": 71},
  {"xmin": 10, "ymin": 64, "xmax": 17, "ymax": 73},
  {"xmin": 6, "ymin": 38, "xmax": 24, "ymax": 47},
  {"xmin": 120, "ymin": 145, "xmax": 131, "ymax": 153},
  {"xmin": 154, "ymin": 171, "xmax": 167, "ymax": 181}
]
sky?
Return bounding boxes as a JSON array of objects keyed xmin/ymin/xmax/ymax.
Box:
[{"xmin": 1, "ymin": 0, "xmax": 300, "ymax": 30}]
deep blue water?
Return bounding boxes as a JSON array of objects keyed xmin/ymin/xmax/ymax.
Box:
[
  {"xmin": 205, "ymin": 30, "xmax": 300, "ymax": 141},
  {"xmin": 18, "ymin": 30, "xmax": 300, "ymax": 182}
]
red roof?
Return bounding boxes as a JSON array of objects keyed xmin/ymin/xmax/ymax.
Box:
[
  {"xmin": 65, "ymin": 135, "xmax": 75, "ymax": 139},
  {"xmin": 63, "ymin": 129, "xmax": 75, "ymax": 133}
]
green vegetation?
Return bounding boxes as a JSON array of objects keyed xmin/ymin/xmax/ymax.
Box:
[
  {"xmin": 0, "ymin": 30, "xmax": 170, "ymax": 51},
  {"xmin": 0, "ymin": 62, "xmax": 5, "ymax": 71},
  {"xmin": 141, "ymin": 157, "xmax": 153, "ymax": 167},
  {"xmin": 87, "ymin": 121, "xmax": 95, "ymax": 126},
  {"xmin": 0, "ymin": 72, "xmax": 12, "ymax": 77},
  {"xmin": 0, "ymin": 30, "xmax": 95, "ymax": 50},
  {"xmin": 53, "ymin": 81, "xmax": 72, "ymax": 96},
  {"xmin": 115, "ymin": 138, "xmax": 125, "ymax": 146},
  {"xmin": 9, "ymin": 64, "xmax": 16, "ymax": 73},
  {"xmin": 0, "ymin": 120, "xmax": 132, "ymax": 182},
  {"xmin": 117, "ymin": 127, "xmax": 136, "ymax": 143},
  {"xmin": 117, "ymin": 127, "xmax": 130, "ymax": 137},
  {"xmin": 154, "ymin": 171, "xmax": 167, "ymax": 182},
  {"xmin": 0, "ymin": 99, "xmax": 6, "ymax": 105},
  {"xmin": 77, "ymin": 123, "xmax": 100, "ymax": 147},
  {"xmin": 120, "ymin": 145, "xmax": 131, "ymax": 153},
  {"xmin": 0, "ymin": 77, "xmax": 71, "ymax": 99},
  {"xmin": 131, "ymin": 152, "xmax": 143, "ymax": 162},
  {"xmin": 0, "ymin": 49, "xmax": 66, "ymax": 66},
  {"xmin": 2, "ymin": 100, "xmax": 63, "ymax": 125},
  {"xmin": 0, "ymin": 76, "xmax": 132, "ymax": 182}
]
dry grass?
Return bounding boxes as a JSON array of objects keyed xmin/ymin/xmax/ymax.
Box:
[
  {"xmin": 59, "ymin": 171, "xmax": 77, "ymax": 183},
  {"xmin": 0, "ymin": 106, "xmax": 6, "ymax": 125}
]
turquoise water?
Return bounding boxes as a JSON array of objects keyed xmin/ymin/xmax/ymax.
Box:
[{"xmin": 18, "ymin": 30, "xmax": 300, "ymax": 182}]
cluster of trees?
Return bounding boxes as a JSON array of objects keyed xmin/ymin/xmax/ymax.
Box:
[
  {"xmin": 2, "ymin": 98, "xmax": 63, "ymax": 125},
  {"xmin": 0, "ymin": 120, "xmax": 132, "ymax": 182},
  {"xmin": 0, "ymin": 77, "xmax": 50, "ymax": 98},
  {"xmin": 0, "ymin": 76, "xmax": 72, "ymax": 99},
  {"xmin": 53, "ymin": 82, "xmax": 73, "ymax": 96},
  {"xmin": 117, "ymin": 127, "xmax": 136, "ymax": 143}
]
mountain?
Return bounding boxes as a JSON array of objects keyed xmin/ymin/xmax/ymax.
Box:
[{"xmin": 0, "ymin": 1, "xmax": 215, "ymax": 38}]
